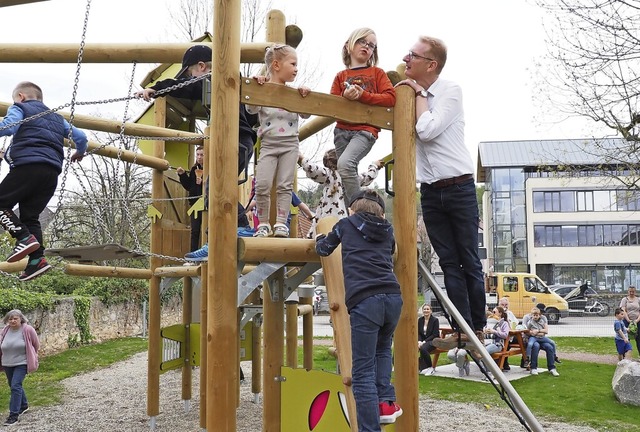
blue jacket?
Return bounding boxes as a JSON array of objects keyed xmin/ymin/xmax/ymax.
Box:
[
  {"xmin": 0, "ymin": 100, "xmax": 88, "ymax": 173},
  {"xmin": 316, "ymin": 212, "xmax": 400, "ymax": 311}
]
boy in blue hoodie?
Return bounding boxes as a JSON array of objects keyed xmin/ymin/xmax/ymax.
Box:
[
  {"xmin": 315, "ymin": 189, "xmax": 403, "ymax": 431},
  {"xmin": 0, "ymin": 81, "xmax": 87, "ymax": 281}
]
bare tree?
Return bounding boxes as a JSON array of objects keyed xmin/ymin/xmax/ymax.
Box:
[
  {"xmin": 47, "ymin": 133, "xmax": 151, "ymax": 266},
  {"xmin": 534, "ymin": 0, "xmax": 640, "ymax": 141},
  {"xmin": 532, "ymin": 0, "xmax": 640, "ymax": 185}
]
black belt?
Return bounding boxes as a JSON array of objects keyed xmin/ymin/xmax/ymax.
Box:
[{"xmin": 426, "ymin": 174, "xmax": 473, "ymax": 189}]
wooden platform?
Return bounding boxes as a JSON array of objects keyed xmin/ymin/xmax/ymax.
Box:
[{"xmin": 45, "ymin": 244, "xmax": 146, "ymax": 262}]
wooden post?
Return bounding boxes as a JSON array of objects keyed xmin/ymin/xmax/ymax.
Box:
[
  {"xmin": 260, "ymin": 10, "xmax": 287, "ymax": 431},
  {"xmin": 199, "ymin": 261, "xmax": 208, "ymax": 430},
  {"xmin": 146, "ymin": 95, "xmax": 167, "ymax": 421},
  {"xmin": 390, "ymin": 85, "xmax": 418, "ymax": 432},
  {"xmin": 182, "ymin": 276, "xmax": 193, "ymax": 403},
  {"xmin": 262, "ymin": 273, "xmax": 284, "ymax": 431},
  {"xmin": 285, "ymin": 300, "xmax": 298, "ymax": 368},
  {"xmin": 207, "ymin": 0, "xmax": 242, "ymax": 429},
  {"xmin": 301, "ymin": 295, "xmax": 314, "ymax": 370},
  {"xmin": 317, "ymin": 217, "xmax": 358, "ymax": 432}
]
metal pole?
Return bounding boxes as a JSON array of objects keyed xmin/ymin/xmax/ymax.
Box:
[{"xmin": 419, "ymin": 259, "xmax": 544, "ymax": 432}]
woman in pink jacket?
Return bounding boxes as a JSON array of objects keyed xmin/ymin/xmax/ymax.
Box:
[{"xmin": 0, "ymin": 309, "xmax": 39, "ymax": 426}]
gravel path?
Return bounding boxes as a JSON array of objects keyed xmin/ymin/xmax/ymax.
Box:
[{"xmin": 7, "ymin": 352, "xmax": 598, "ymax": 432}]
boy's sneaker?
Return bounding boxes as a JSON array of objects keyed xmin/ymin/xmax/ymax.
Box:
[
  {"xmin": 273, "ymin": 223, "xmax": 289, "ymax": 238},
  {"xmin": 3, "ymin": 414, "xmax": 18, "ymax": 426},
  {"xmin": 184, "ymin": 244, "xmax": 208, "ymax": 262},
  {"xmin": 19, "ymin": 257, "xmax": 51, "ymax": 282},
  {"xmin": 18, "ymin": 406, "xmax": 28, "ymax": 416},
  {"xmin": 379, "ymin": 401, "xmax": 403, "ymax": 424},
  {"xmin": 7, "ymin": 234, "xmax": 40, "ymax": 263},
  {"xmin": 549, "ymin": 368, "xmax": 560, "ymax": 377},
  {"xmin": 253, "ymin": 224, "xmax": 272, "ymax": 238},
  {"xmin": 530, "ymin": 368, "xmax": 539, "ymax": 375}
]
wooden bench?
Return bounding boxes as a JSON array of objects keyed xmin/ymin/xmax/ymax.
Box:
[{"xmin": 431, "ymin": 328, "xmax": 528, "ymax": 370}]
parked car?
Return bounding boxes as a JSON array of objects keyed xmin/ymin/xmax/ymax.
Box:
[
  {"xmin": 550, "ymin": 284, "xmax": 597, "ymax": 298},
  {"xmin": 550, "ymin": 284, "xmax": 610, "ymax": 316}
]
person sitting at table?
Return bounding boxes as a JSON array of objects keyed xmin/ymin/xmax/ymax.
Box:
[
  {"xmin": 418, "ymin": 304, "xmax": 439, "ymax": 376},
  {"xmin": 483, "ymin": 306, "xmax": 510, "ymax": 356},
  {"xmin": 522, "ymin": 307, "xmax": 561, "ymax": 367},
  {"xmin": 523, "ymin": 307, "xmax": 560, "ymax": 376}
]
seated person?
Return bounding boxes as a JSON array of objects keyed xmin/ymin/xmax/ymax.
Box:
[
  {"xmin": 418, "ymin": 304, "xmax": 439, "ymax": 375},
  {"xmin": 447, "ymin": 347, "xmax": 470, "ymax": 377},
  {"xmin": 524, "ymin": 307, "xmax": 560, "ymax": 376},
  {"xmin": 483, "ymin": 306, "xmax": 509, "ymax": 356},
  {"xmin": 522, "ymin": 306, "xmax": 561, "ymax": 366}
]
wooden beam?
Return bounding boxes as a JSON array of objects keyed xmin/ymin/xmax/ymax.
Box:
[
  {"xmin": 316, "ymin": 216, "xmax": 358, "ymax": 432},
  {"xmin": 154, "ymin": 265, "xmax": 201, "ymax": 277},
  {"xmin": 66, "ymin": 138, "xmax": 170, "ymax": 170},
  {"xmin": 0, "ymin": 102, "xmax": 204, "ymax": 143},
  {"xmin": 64, "ymin": 263, "xmax": 152, "ymax": 279},
  {"xmin": 241, "ymin": 81, "xmax": 394, "ymax": 131},
  {"xmin": 237, "ymin": 238, "xmax": 320, "ymax": 264},
  {"xmin": 299, "ymin": 116, "xmax": 335, "ymax": 142},
  {"xmin": 0, "ymin": 42, "xmax": 270, "ymax": 64},
  {"xmin": 207, "ymin": 1, "xmax": 243, "ymax": 429},
  {"xmin": 391, "ymin": 85, "xmax": 419, "ymax": 432},
  {"xmin": 0, "ymin": 259, "xmax": 27, "ymax": 273}
]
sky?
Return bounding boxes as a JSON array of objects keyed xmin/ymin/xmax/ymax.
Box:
[{"xmin": 0, "ymin": 0, "xmax": 599, "ymax": 179}]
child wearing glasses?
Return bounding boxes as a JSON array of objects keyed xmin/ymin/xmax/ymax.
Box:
[
  {"xmin": 330, "ymin": 28, "xmax": 396, "ymax": 205},
  {"xmin": 247, "ymin": 44, "xmax": 311, "ymax": 238}
]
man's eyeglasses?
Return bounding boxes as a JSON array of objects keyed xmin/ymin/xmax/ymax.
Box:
[
  {"xmin": 356, "ymin": 39, "xmax": 377, "ymax": 51},
  {"xmin": 407, "ymin": 51, "xmax": 434, "ymax": 62}
]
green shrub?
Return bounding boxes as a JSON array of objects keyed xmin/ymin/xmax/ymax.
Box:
[
  {"xmin": 0, "ymin": 288, "xmax": 57, "ymax": 316},
  {"xmin": 27, "ymin": 269, "xmax": 87, "ymax": 295},
  {"xmin": 74, "ymin": 277, "xmax": 148, "ymax": 305}
]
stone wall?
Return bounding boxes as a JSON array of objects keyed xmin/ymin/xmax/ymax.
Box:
[{"xmin": 23, "ymin": 296, "xmax": 183, "ymax": 356}]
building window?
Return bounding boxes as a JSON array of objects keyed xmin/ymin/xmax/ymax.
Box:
[
  {"xmin": 560, "ymin": 191, "xmax": 575, "ymax": 212},
  {"xmin": 576, "ymin": 191, "xmax": 593, "ymax": 211},
  {"xmin": 534, "ymin": 224, "xmax": 640, "ymax": 247},
  {"xmin": 594, "ymin": 190, "xmax": 614, "ymax": 211},
  {"xmin": 578, "ymin": 225, "xmax": 596, "ymax": 246}
]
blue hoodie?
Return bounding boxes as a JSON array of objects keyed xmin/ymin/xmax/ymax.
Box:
[
  {"xmin": 316, "ymin": 212, "xmax": 400, "ymax": 311},
  {"xmin": 0, "ymin": 100, "xmax": 88, "ymax": 173}
]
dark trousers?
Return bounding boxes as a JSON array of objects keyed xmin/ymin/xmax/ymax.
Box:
[
  {"xmin": 189, "ymin": 210, "xmax": 202, "ymax": 252},
  {"xmin": 420, "ymin": 179, "xmax": 486, "ymax": 332},
  {"xmin": 418, "ymin": 341, "xmax": 436, "ymax": 370},
  {"xmin": 0, "ymin": 164, "xmax": 58, "ymax": 260}
]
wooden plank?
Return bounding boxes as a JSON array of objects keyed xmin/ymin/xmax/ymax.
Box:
[
  {"xmin": 242, "ymin": 81, "xmax": 394, "ymax": 131},
  {"xmin": 316, "ymin": 216, "xmax": 358, "ymax": 432},
  {"xmin": 45, "ymin": 244, "xmax": 145, "ymax": 262}
]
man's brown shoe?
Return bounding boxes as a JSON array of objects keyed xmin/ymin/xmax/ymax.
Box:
[{"xmin": 432, "ymin": 332, "xmax": 470, "ymax": 350}]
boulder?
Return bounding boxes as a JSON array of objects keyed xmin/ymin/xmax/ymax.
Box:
[{"xmin": 612, "ymin": 360, "xmax": 640, "ymax": 406}]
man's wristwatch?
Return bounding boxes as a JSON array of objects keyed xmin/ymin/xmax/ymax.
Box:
[{"xmin": 416, "ymin": 89, "xmax": 428, "ymax": 98}]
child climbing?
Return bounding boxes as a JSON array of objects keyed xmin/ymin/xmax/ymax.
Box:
[
  {"xmin": 330, "ymin": 27, "xmax": 395, "ymax": 205},
  {"xmin": 246, "ymin": 44, "xmax": 311, "ymax": 238}
]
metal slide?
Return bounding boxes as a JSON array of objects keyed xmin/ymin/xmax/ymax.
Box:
[{"xmin": 418, "ymin": 259, "xmax": 544, "ymax": 432}]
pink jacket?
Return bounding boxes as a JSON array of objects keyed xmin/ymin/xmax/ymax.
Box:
[{"xmin": 0, "ymin": 324, "xmax": 40, "ymax": 373}]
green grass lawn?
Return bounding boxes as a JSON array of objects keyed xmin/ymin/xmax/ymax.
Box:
[{"xmin": 0, "ymin": 335, "xmax": 634, "ymax": 431}]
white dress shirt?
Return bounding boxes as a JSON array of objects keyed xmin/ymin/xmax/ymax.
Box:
[{"xmin": 415, "ymin": 77, "xmax": 475, "ymax": 184}]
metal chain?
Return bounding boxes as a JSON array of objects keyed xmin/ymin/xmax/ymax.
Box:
[
  {"xmin": 50, "ymin": 0, "xmax": 93, "ymax": 249},
  {"xmin": 117, "ymin": 63, "xmax": 144, "ymax": 251}
]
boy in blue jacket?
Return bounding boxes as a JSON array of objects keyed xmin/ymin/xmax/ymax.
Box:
[
  {"xmin": 315, "ymin": 189, "xmax": 403, "ymax": 431},
  {"xmin": 0, "ymin": 81, "xmax": 87, "ymax": 281}
]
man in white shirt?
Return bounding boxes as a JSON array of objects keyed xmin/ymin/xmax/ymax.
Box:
[{"xmin": 397, "ymin": 36, "xmax": 486, "ymax": 349}]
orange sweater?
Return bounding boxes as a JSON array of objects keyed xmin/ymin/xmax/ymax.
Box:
[{"xmin": 330, "ymin": 66, "xmax": 396, "ymax": 138}]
